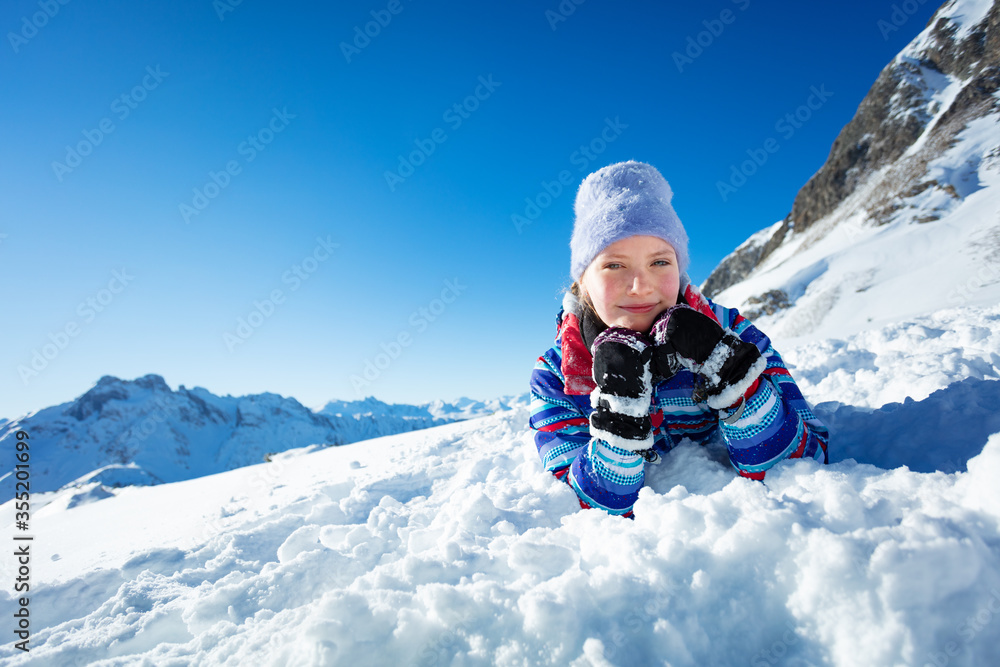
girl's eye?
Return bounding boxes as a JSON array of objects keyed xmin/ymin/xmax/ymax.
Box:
[
  {"xmin": 653, "ymin": 259, "xmax": 672, "ymax": 266},
  {"xmin": 605, "ymin": 263, "xmax": 623, "ymax": 269}
]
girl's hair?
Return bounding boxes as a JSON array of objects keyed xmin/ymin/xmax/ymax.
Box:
[{"xmin": 569, "ymin": 281, "xmax": 605, "ymax": 327}]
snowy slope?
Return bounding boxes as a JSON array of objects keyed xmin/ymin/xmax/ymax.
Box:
[
  {"xmin": 716, "ymin": 115, "xmax": 1000, "ymax": 342},
  {"xmin": 1, "ymin": 305, "xmax": 999, "ymax": 666},
  {"xmin": 0, "ymin": 375, "xmax": 509, "ymax": 503}
]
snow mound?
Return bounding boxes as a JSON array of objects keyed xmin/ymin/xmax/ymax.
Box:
[
  {"xmin": 783, "ymin": 304, "xmax": 1000, "ymax": 409},
  {"xmin": 1, "ymin": 306, "xmax": 999, "ymax": 666}
]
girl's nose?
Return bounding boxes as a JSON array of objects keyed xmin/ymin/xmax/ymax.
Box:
[{"xmin": 628, "ymin": 272, "xmax": 653, "ymax": 294}]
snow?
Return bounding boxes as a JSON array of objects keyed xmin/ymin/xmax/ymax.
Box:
[
  {"xmin": 2, "ymin": 302, "xmax": 1000, "ymax": 666},
  {"xmin": 784, "ymin": 304, "xmax": 1000, "ymax": 409},
  {"xmin": 903, "ymin": 0, "xmax": 994, "ymax": 55},
  {"xmin": 935, "ymin": 0, "xmax": 995, "ymax": 41},
  {"xmin": 729, "ymin": 219, "xmax": 785, "ymax": 257}
]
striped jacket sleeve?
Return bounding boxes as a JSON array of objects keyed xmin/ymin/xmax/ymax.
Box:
[
  {"xmin": 528, "ymin": 345, "xmax": 591, "ymax": 479},
  {"xmin": 708, "ymin": 299, "xmax": 830, "ymax": 480},
  {"xmin": 529, "ymin": 340, "xmax": 646, "ymax": 517}
]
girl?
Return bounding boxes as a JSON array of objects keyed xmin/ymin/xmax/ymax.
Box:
[{"xmin": 529, "ymin": 161, "xmax": 829, "ymax": 517}]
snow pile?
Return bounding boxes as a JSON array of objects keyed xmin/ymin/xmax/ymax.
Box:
[
  {"xmin": 779, "ymin": 304, "xmax": 1000, "ymax": 474},
  {"xmin": 784, "ymin": 304, "xmax": 1000, "ymax": 409},
  {"xmin": 2, "ymin": 305, "xmax": 999, "ymax": 666}
]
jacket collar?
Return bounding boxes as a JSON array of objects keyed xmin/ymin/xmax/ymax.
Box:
[
  {"xmin": 557, "ymin": 291, "xmax": 600, "ymax": 395},
  {"xmin": 561, "ymin": 291, "xmax": 607, "ymax": 352}
]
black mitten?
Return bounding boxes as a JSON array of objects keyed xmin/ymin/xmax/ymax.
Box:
[
  {"xmin": 589, "ymin": 327, "xmax": 654, "ymax": 451},
  {"xmin": 650, "ymin": 304, "xmax": 766, "ymax": 410}
]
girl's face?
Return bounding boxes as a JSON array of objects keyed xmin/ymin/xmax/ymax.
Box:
[{"xmin": 580, "ymin": 235, "xmax": 680, "ymax": 334}]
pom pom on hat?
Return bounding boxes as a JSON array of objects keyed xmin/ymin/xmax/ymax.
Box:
[{"xmin": 570, "ymin": 160, "xmax": 689, "ymax": 282}]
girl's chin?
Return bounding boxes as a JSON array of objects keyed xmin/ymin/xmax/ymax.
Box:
[
  {"xmin": 606, "ymin": 304, "xmax": 675, "ymax": 332},
  {"xmin": 611, "ymin": 315, "xmax": 654, "ymax": 332}
]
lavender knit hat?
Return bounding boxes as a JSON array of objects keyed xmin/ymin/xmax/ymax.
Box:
[{"xmin": 570, "ymin": 160, "xmax": 689, "ymax": 282}]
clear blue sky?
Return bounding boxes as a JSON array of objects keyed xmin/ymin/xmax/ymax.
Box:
[{"xmin": 1, "ymin": 0, "xmax": 942, "ymax": 419}]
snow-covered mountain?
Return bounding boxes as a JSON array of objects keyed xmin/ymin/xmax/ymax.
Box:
[
  {"xmin": 317, "ymin": 393, "xmax": 526, "ymax": 422},
  {"xmin": 705, "ymin": 0, "xmax": 1000, "ymax": 342},
  {"xmin": 0, "ymin": 374, "xmax": 526, "ymax": 503}
]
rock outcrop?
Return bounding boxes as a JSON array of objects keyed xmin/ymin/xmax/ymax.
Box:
[{"xmin": 704, "ymin": 0, "xmax": 1000, "ymax": 297}]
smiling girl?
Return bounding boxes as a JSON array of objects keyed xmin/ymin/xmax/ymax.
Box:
[{"xmin": 529, "ymin": 161, "xmax": 829, "ymax": 517}]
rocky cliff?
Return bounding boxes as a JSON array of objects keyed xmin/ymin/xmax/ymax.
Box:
[{"xmin": 704, "ymin": 0, "xmax": 1000, "ymax": 297}]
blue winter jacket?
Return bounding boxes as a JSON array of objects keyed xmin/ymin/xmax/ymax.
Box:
[{"xmin": 528, "ymin": 281, "xmax": 829, "ymax": 516}]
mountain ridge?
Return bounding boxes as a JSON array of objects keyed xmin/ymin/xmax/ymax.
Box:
[{"xmin": 0, "ymin": 373, "xmax": 528, "ymax": 502}]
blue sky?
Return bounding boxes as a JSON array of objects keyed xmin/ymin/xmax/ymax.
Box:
[{"xmin": 1, "ymin": 0, "xmax": 942, "ymax": 418}]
